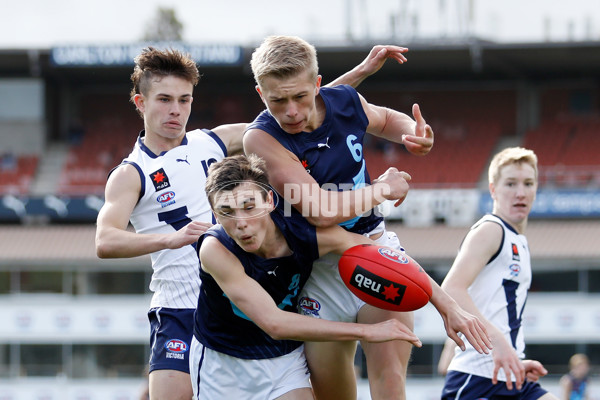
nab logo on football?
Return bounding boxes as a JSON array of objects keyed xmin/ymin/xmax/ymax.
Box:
[
  {"xmin": 351, "ymin": 265, "xmax": 406, "ymax": 306},
  {"xmin": 150, "ymin": 168, "xmax": 171, "ymax": 192},
  {"xmin": 378, "ymin": 247, "xmax": 409, "ymax": 264},
  {"xmin": 165, "ymin": 339, "xmax": 188, "ymax": 353}
]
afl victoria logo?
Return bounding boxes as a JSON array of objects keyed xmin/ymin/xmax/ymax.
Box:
[
  {"xmin": 165, "ymin": 339, "xmax": 188, "ymax": 353},
  {"xmin": 378, "ymin": 247, "xmax": 409, "ymax": 264},
  {"xmin": 157, "ymin": 191, "xmax": 175, "ymax": 204}
]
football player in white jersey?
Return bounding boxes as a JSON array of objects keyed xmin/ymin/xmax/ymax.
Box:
[
  {"xmin": 441, "ymin": 147, "xmax": 559, "ymax": 400},
  {"xmin": 95, "ymin": 45, "xmax": 415, "ymax": 400}
]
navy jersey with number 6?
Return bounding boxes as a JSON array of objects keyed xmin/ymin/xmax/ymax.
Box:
[
  {"xmin": 194, "ymin": 206, "xmax": 319, "ymax": 360},
  {"xmin": 247, "ymin": 84, "xmax": 383, "ymax": 234}
]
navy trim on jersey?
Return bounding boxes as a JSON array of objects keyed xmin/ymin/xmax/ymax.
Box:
[
  {"xmin": 472, "ymin": 215, "xmax": 505, "ymax": 265},
  {"xmin": 201, "ymin": 129, "xmax": 227, "ymax": 158},
  {"xmin": 493, "ymin": 213, "xmax": 520, "ymax": 235},
  {"xmin": 106, "ymin": 161, "xmax": 146, "ymax": 203},
  {"xmin": 124, "ymin": 161, "xmax": 145, "ymax": 202}
]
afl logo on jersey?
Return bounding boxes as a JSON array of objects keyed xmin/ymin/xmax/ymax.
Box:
[
  {"xmin": 165, "ymin": 339, "xmax": 188, "ymax": 353},
  {"xmin": 150, "ymin": 168, "xmax": 171, "ymax": 192},
  {"xmin": 378, "ymin": 247, "xmax": 409, "ymax": 264},
  {"xmin": 157, "ymin": 191, "xmax": 176, "ymax": 208},
  {"xmin": 299, "ymin": 297, "xmax": 321, "ymax": 317},
  {"xmin": 509, "ymin": 263, "xmax": 521, "ymax": 277}
]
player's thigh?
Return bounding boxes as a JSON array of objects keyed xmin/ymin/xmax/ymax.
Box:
[
  {"xmin": 357, "ymin": 305, "xmax": 413, "ymax": 370},
  {"xmin": 149, "ymin": 369, "xmax": 193, "ymax": 400},
  {"xmin": 304, "ymin": 340, "xmax": 358, "ymax": 400},
  {"xmin": 275, "ymin": 387, "xmax": 314, "ymax": 400}
]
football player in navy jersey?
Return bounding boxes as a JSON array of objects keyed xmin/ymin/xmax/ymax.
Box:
[
  {"xmin": 95, "ymin": 45, "xmax": 417, "ymax": 400},
  {"xmin": 190, "ymin": 154, "xmax": 421, "ymax": 400},
  {"xmin": 441, "ymin": 147, "xmax": 558, "ymax": 400},
  {"xmin": 244, "ymin": 35, "xmax": 492, "ymax": 400}
]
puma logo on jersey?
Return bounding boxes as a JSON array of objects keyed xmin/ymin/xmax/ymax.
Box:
[
  {"xmin": 267, "ymin": 266, "xmax": 279, "ymax": 277},
  {"xmin": 317, "ymin": 137, "xmax": 330, "ymax": 149},
  {"xmin": 176, "ymin": 155, "xmax": 190, "ymax": 165}
]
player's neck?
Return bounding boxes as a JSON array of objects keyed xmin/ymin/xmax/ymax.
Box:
[
  {"xmin": 257, "ymin": 223, "xmax": 292, "ymax": 259},
  {"xmin": 304, "ymin": 95, "xmax": 326, "ymax": 132},
  {"xmin": 142, "ymin": 130, "xmax": 185, "ymax": 155}
]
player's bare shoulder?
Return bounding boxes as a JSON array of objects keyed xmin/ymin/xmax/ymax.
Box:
[
  {"xmin": 104, "ymin": 163, "xmax": 142, "ymax": 197},
  {"xmin": 211, "ymin": 123, "xmax": 247, "ymax": 155}
]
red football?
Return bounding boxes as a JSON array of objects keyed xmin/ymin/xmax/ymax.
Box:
[{"xmin": 338, "ymin": 244, "xmax": 432, "ymax": 312}]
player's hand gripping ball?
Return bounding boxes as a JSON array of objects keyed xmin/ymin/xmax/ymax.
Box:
[{"xmin": 338, "ymin": 244, "xmax": 432, "ymax": 311}]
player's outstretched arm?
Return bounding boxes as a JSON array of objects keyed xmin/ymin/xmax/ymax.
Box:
[
  {"xmin": 95, "ymin": 165, "xmax": 211, "ymax": 258},
  {"xmin": 244, "ymin": 130, "xmax": 411, "ymax": 227},
  {"xmin": 200, "ymin": 237, "xmax": 421, "ymax": 346},
  {"xmin": 362, "ymin": 97, "xmax": 433, "ymax": 156},
  {"xmin": 326, "ymin": 45, "xmax": 409, "ymax": 88},
  {"xmin": 428, "ymin": 278, "xmax": 492, "ymax": 355},
  {"xmin": 211, "ymin": 123, "xmax": 248, "ymax": 156}
]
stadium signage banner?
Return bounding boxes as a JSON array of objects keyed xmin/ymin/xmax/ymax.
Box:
[
  {"xmin": 480, "ymin": 189, "xmax": 600, "ymax": 218},
  {"xmin": 50, "ymin": 43, "xmax": 242, "ymax": 67}
]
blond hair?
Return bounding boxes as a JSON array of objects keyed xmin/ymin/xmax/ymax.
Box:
[
  {"xmin": 488, "ymin": 147, "xmax": 538, "ymax": 185},
  {"xmin": 569, "ymin": 353, "xmax": 590, "ymax": 369},
  {"xmin": 250, "ymin": 35, "xmax": 318, "ymax": 87}
]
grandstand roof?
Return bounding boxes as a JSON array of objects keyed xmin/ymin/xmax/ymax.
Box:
[
  {"xmin": 2, "ymin": 39, "xmax": 600, "ymax": 83},
  {"xmin": 1, "ymin": 220, "xmax": 599, "ymax": 269}
]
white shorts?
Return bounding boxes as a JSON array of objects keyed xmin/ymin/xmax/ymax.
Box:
[
  {"xmin": 190, "ymin": 337, "xmax": 311, "ymax": 400},
  {"xmin": 298, "ymin": 226, "xmax": 403, "ymax": 322}
]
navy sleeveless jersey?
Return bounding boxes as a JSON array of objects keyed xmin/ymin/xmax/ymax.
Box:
[
  {"xmin": 247, "ymin": 84, "xmax": 383, "ymax": 234},
  {"xmin": 193, "ymin": 206, "xmax": 319, "ymax": 359}
]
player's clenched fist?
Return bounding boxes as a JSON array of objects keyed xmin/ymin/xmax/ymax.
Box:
[{"xmin": 372, "ymin": 167, "xmax": 411, "ymax": 207}]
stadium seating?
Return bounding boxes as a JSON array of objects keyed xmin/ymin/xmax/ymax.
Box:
[
  {"xmin": 365, "ymin": 119, "xmax": 502, "ymax": 188},
  {"xmin": 0, "ymin": 154, "xmax": 39, "ymax": 195},
  {"xmin": 523, "ymin": 118, "xmax": 600, "ymax": 187}
]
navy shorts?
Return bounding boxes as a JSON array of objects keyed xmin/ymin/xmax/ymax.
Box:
[
  {"xmin": 148, "ymin": 307, "xmax": 195, "ymax": 374},
  {"xmin": 442, "ymin": 370, "xmax": 549, "ymax": 400}
]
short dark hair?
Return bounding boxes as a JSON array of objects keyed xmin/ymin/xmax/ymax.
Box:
[{"xmin": 205, "ymin": 154, "xmax": 271, "ymax": 207}]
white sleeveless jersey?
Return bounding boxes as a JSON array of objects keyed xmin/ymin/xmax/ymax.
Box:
[
  {"xmin": 447, "ymin": 214, "xmax": 531, "ymax": 381},
  {"xmin": 122, "ymin": 129, "xmax": 226, "ymax": 309}
]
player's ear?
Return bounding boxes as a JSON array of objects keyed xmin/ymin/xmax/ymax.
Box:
[
  {"xmin": 489, "ymin": 182, "xmax": 496, "ymax": 200},
  {"xmin": 133, "ymin": 93, "xmax": 145, "ymax": 113},
  {"xmin": 315, "ymin": 75, "xmax": 322, "ymax": 96},
  {"xmin": 256, "ymin": 85, "xmax": 266, "ymax": 104}
]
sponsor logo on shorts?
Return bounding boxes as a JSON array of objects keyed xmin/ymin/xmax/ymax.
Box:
[
  {"xmin": 299, "ymin": 297, "xmax": 321, "ymax": 317},
  {"xmin": 378, "ymin": 247, "xmax": 409, "ymax": 264},
  {"xmin": 165, "ymin": 339, "xmax": 188, "ymax": 359},
  {"xmin": 351, "ymin": 264, "xmax": 406, "ymax": 305},
  {"xmin": 509, "ymin": 263, "xmax": 521, "ymax": 277},
  {"xmin": 157, "ymin": 191, "xmax": 176, "ymax": 208}
]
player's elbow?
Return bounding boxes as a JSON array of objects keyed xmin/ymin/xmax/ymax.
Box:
[
  {"xmin": 95, "ymin": 233, "xmax": 116, "ymax": 259},
  {"xmin": 260, "ymin": 318, "xmax": 288, "ymax": 341},
  {"xmin": 95, "ymin": 240, "xmax": 111, "ymax": 259}
]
